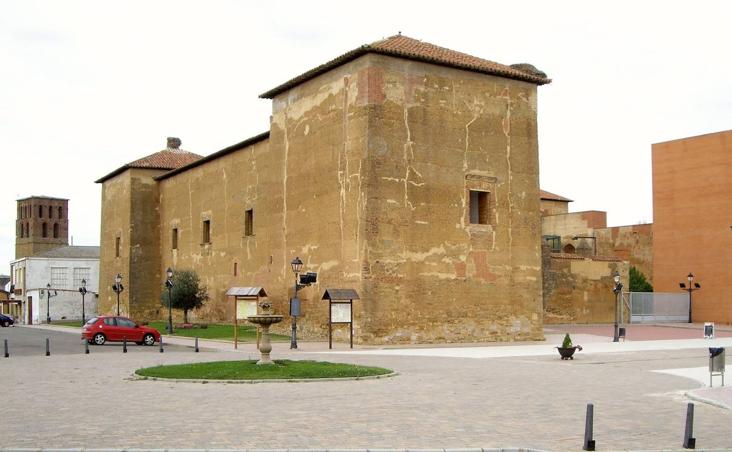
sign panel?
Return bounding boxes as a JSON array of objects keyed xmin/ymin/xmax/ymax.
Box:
[
  {"xmin": 704, "ymin": 322, "xmax": 715, "ymax": 339},
  {"xmin": 236, "ymin": 300, "xmax": 257, "ymax": 320},
  {"xmin": 290, "ymin": 297, "xmax": 301, "ymax": 317},
  {"xmin": 330, "ymin": 303, "xmax": 351, "ymax": 323}
]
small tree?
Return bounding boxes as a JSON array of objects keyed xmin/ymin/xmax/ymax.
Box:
[
  {"xmin": 161, "ymin": 270, "xmax": 209, "ymax": 323},
  {"xmin": 629, "ymin": 266, "xmax": 654, "ymax": 292}
]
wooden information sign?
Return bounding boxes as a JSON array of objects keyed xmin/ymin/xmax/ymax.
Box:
[{"xmin": 322, "ymin": 288, "xmax": 360, "ymax": 349}]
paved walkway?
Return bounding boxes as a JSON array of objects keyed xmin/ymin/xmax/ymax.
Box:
[{"xmin": 2, "ymin": 324, "xmax": 730, "ymax": 451}]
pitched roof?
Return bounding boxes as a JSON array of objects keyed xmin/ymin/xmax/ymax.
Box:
[
  {"xmin": 35, "ymin": 246, "xmax": 100, "ymax": 259},
  {"xmin": 540, "ymin": 189, "xmax": 573, "ymax": 202},
  {"xmin": 155, "ymin": 132, "xmax": 270, "ymax": 181},
  {"xmin": 260, "ymin": 34, "xmax": 551, "ymax": 99},
  {"xmin": 322, "ymin": 288, "xmax": 360, "ymax": 301},
  {"xmin": 95, "ymin": 139, "xmax": 203, "ymax": 183}
]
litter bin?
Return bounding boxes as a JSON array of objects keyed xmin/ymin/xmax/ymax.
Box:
[{"xmin": 709, "ymin": 347, "xmax": 725, "ymax": 387}]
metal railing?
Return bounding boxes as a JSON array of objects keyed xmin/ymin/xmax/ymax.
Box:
[{"xmin": 629, "ymin": 292, "xmax": 689, "ymax": 323}]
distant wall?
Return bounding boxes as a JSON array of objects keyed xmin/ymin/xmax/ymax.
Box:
[{"xmin": 542, "ymin": 245, "xmax": 628, "ymax": 324}]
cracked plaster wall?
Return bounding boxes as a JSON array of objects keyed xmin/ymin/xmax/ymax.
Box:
[{"xmin": 102, "ymin": 53, "xmax": 545, "ymax": 343}]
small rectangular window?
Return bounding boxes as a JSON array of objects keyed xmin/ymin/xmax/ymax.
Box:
[
  {"xmin": 172, "ymin": 228, "xmax": 178, "ymax": 250},
  {"xmin": 469, "ymin": 190, "xmax": 490, "ymax": 225},
  {"xmin": 115, "ymin": 236, "xmax": 121, "ymax": 258},
  {"xmin": 51, "ymin": 267, "xmax": 68, "ymax": 288},
  {"xmin": 543, "ymin": 235, "xmax": 561, "ymax": 253},
  {"xmin": 73, "ymin": 267, "xmax": 90, "ymax": 287},
  {"xmin": 202, "ymin": 220, "xmax": 211, "ymax": 244},
  {"xmin": 245, "ymin": 209, "xmax": 254, "ymax": 236}
]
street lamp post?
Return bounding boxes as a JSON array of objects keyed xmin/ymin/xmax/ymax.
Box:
[
  {"xmin": 290, "ymin": 257, "xmax": 303, "ymax": 350},
  {"xmin": 679, "ymin": 273, "xmax": 701, "ymax": 323},
  {"xmin": 612, "ymin": 271, "xmax": 623, "ymax": 342},
  {"xmin": 165, "ymin": 267, "xmax": 174, "ymax": 334},
  {"xmin": 78, "ymin": 278, "xmax": 88, "ymax": 324},
  {"xmin": 45, "ymin": 283, "xmax": 57, "ymax": 324},
  {"xmin": 112, "ymin": 273, "xmax": 124, "ymax": 316}
]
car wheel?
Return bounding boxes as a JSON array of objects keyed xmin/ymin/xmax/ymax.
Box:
[
  {"xmin": 93, "ymin": 333, "xmax": 106, "ymax": 345},
  {"xmin": 143, "ymin": 333, "xmax": 155, "ymax": 346},
  {"xmin": 1, "ymin": 321, "xmax": 8, "ymax": 327}
]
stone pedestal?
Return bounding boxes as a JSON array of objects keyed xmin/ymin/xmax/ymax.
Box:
[{"xmin": 247, "ymin": 314, "xmax": 283, "ymax": 365}]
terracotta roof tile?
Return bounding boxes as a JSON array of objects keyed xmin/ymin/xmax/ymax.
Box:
[
  {"xmin": 261, "ymin": 34, "xmax": 550, "ymax": 98},
  {"xmin": 96, "ymin": 142, "xmax": 203, "ymax": 184},
  {"xmin": 540, "ymin": 189, "xmax": 573, "ymax": 202},
  {"xmin": 127, "ymin": 149, "xmax": 202, "ymax": 170}
]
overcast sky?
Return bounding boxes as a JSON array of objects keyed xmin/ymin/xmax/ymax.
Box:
[{"xmin": 2, "ymin": 0, "xmax": 731, "ymax": 273}]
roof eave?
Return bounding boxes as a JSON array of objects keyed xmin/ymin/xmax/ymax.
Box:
[
  {"xmin": 259, "ymin": 47, "xmax": 550, "ymax": 99},
  {"xmin": 155, "ymin": 132, "xmax": 270, "ymax": 181}
]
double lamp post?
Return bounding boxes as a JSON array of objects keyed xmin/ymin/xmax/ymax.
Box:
[
  {"xmin": 112, "ymin": 273, "xmax": 124, "ymax": 315},
  {"xmin": 679, "ymin": 272, "xmax": 701, "ymax": 323}
]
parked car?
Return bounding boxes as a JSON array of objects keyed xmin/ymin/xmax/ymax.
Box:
[
  {"xmin": 0, "ymin": 313, "xmax": 14, "ymax": 327},
  {"xmin": 81, "ymin": 316, "xmax": 161, "ymax": 346}
]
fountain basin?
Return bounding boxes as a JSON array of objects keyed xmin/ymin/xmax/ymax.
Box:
[{"xmin": 246, "ymin": 314, "xmax": 284, "ymax": 365}]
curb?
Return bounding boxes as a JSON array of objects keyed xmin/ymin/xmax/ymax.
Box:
[
  {"xmin": 685, "ymin": 390, "xmax": 732, "ymax": 411},
  {"xmin": 128, "ymin": 371, "xmax": 400, "ymax": 384},
  {"xmin": 0, "ymin": 449, "xmax": 547, "ymax": 452}
]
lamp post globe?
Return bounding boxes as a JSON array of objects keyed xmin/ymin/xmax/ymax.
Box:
[
  {"xmin": 165, "ymin": 267, "xmax": 174, "ymax": 334},
  {"xmin": 289, "ymin": 257, "xmax": 303, "ymax": 349}
]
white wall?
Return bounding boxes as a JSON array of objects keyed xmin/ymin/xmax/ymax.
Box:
[{"xmin": 10, "ymin": 256, "xmax": 100, "ymax": 324}]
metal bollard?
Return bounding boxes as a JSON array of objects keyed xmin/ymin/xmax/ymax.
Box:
[
  {"xmin": 123, "ymin": 337, "xmax": 127, "ymax": 353},
  {"xmin": 159, "ymin": 336, "xmax": 164, "ymax": 353},
  {"xmin": 45, "ymin": 338, "xmax": 50, "ymax": 356},
  {"xmin": 195, "ymin": 337, "xmax": 199, "ymax": 353},
  {"xmin": 683, "ymin": 402, "xmax": 696, "ymax": 449},
  {"xmin": 4, "ymin": 339, "xmax": 9, "ymax": 358},
  {"xmin": 84, "ymin": 340, "xmax": 89, "ymax": 354},
  {"xmin": 583, "ymin": 403, "xmax": 596, "ymax": 451}
]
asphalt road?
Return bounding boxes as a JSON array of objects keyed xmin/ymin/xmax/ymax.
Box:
[{"xmin": 0, "ymin": 325, "xmax": 188, "ymax": 356}]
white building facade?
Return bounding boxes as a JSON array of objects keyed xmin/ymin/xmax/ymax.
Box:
[{"xmin": 10, "ymin": 246, "xmax": 99, "ymax": 324}]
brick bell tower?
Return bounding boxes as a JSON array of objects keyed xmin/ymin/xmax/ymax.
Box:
[{"xmin": 15, "ymin": 196, "xmax": 69, "ymax": 258}]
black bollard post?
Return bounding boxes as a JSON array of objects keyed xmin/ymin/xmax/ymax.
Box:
[
  {"xmin": 683, "ymin": 402, "xmax": 696, "ymax": 449},
  {"xmin": 195, "ymin": 337, "xmax": 199, "ymax": 353},
  {"xmin": 45, "ymin": 338, "xmax": 50, "ymax": 357},
  {"xmin": 583, "ymin": 403, "xmax": 596, "ymax": 451},
  {"xmin": 159, "ymin": 336, "xmax": 164, "ymax": 353},
  {"xmin": 4, "ymin": 339, "xmax": 9, "ymax": 358},
  {"xmin": 123, "ymin": 337, "xmax": 127, "ymax": 353},
  {"xmin": 85, "ymin": 340, "xmax": 89, "ymax": 354}
]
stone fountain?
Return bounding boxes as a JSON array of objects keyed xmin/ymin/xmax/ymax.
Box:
[{"xmin": 246, "ymin": 300, "xmax": 283, "ymax": 365}]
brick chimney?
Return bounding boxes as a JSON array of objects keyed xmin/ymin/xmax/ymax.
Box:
[{"xmin": 167, "ymin": 137, "xmax": 182, "ymax": 150}]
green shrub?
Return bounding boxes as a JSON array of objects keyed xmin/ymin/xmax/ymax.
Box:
[{"xmin": 562, "ymin": 333, "xmax": 573, "ymax": 348}]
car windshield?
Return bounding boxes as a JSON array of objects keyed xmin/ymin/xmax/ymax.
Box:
[{"xmin": 85, "ymin": 317, "xmax": 98, "ymax": 325}]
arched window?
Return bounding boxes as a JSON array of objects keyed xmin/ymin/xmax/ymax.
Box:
[
  {"xmin": 53, "ymin": 223, "xmax": 59, "ymax": 238},
  {"xmin": 49, "ymin": 207, "xmax": 53, "ymax": 219},
  {"xmin": 563, "ymin": 244, "xmax": 576, "ymax": 254},
  {"xmin": 39, "ymin": 206, "xmax": 43, "ymax": 218},
  {"xmin": 42, "ymin": 222, "xmax": 47, "ymax": 238},
  {"xmin": 19, "ymin": 224, "xmax": 23, "ymax": 238},
  {"xmin": 25, "ymin": 223, "xmax": 29, "ymax": 237},
  {"xmin": 58, "ymin": 206, "xmax": 63, "ymax": 219}
]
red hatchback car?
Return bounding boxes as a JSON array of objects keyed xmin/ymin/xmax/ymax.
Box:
[{"xmin": 82, "ymin": 316, "xmax": 161, "ymax": 346}]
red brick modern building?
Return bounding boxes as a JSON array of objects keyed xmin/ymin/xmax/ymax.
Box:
[{"xmin": 652, "ymin": 129, "xmax": 732, "ymax": 324}]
